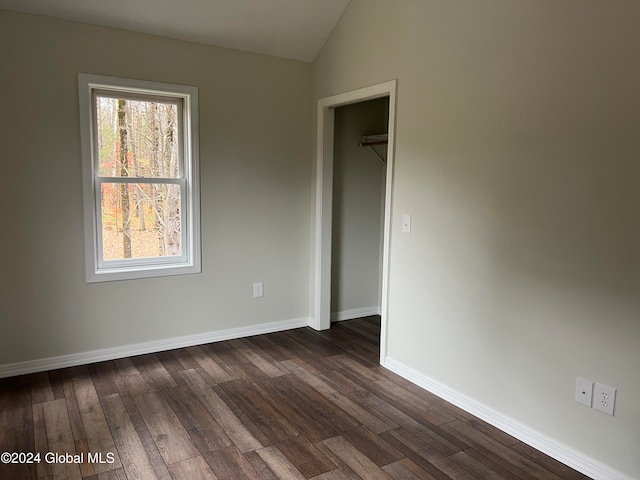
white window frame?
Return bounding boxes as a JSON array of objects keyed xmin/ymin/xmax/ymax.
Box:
[{"xmin": 79, "ymin": 73, "xmax": 201, "ymax": 282}]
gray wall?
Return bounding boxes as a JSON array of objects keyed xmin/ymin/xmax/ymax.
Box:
[
  {"xmin": 312, "ymin": 1, "xmax": 640, "ymax": 477},
  {"xmin": 0, "ymin": 10, "xmax": 312, "ymax": 364},
  {"xmin": 331, "ymin": 98, "xmax": 388, "ymax": 317}
]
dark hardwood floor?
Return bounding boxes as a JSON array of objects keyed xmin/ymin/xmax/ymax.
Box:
[{"xmin": 0, "ymin": 317, "xmax": 591, "ymax": 479}]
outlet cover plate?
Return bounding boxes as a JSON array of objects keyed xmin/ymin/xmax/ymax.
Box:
[
  {"xmin": 575, "ymin": 377, "xmax": 593, "ymax": 407},
  {"xmin": 594, "ymin": 383, "xmax": 616, "ymax": 416},
  {"xmin": 402, "ymin": 214, "xmax": 412, "ymax": 234}
]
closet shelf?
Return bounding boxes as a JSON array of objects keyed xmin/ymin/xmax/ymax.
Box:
[
  {"xmin": 359, "ymin": 134, "xmax": 388, "ymax": 147},
  {"xmin": 359, "ymin": 134, "xmax": 388, "ymax": 163}
]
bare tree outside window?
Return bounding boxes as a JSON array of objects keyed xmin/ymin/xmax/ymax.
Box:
[
  {"xmin": 80, "ymin": 73, "xmax": 200, "ymax": 282},
  {"xmin": 96, "ymin": 96, "xmax": 182, "ymax": 260}
]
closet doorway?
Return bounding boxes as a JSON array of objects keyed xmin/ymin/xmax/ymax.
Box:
[
  {"xmin": 331, "ymin": 97, "xmax": 388, "ymax": 322},
  {"xmin": 312, "ymin": 80, "xmax": 396, "ymax": 364}
]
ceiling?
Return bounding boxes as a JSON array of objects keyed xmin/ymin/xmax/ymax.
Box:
[{"xmin": 0, "ymin": 0, "xmax": 350, "ymax": 63}]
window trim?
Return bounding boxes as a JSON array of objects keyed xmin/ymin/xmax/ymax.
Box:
[{"xmin": 79, "ymin": 73, "xmax": 201, "ymax": 282}]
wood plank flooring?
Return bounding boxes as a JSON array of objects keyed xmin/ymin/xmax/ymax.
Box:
[{"xmin": 0, "ymin": 317, "xmax": 591, "ymax": 480}]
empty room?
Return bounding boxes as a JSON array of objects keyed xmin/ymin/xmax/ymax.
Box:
[{"xmin": 0, "ymin": 1, "xmax": 638, "ymax": 479}]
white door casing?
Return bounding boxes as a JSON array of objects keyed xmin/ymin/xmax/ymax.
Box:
[{"xmin": 312, "ymin": 80, "xmax": 397, "ymax": 365}]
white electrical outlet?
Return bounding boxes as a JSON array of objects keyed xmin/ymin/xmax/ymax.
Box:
[
  {"xmin": 575, "ymin": 377, "xmax": 593, "ymax": 407},
  {"xmin": 594, "ymin": 383, "xmax": 616, "ymax": 416},
  {"xmin": 253, "ymin": 282, "xmax": 264, "ymax": 298}
]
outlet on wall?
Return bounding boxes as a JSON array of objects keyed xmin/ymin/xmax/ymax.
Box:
[
  {"xmin": 253, "ymin": 282, "xmax": 264, "ymax": 298},
  {"xmin": 594, "ymin": 383, "xmax": 616, "ymax": 416},
  {"xmin": 575, "ymin": 377, "xmax": 593, "ymax": 407}
]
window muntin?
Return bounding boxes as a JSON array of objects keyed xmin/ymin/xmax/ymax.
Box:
[{"xmin": 79, "ymin": 74, "xmax": 200, "ymax": 282}]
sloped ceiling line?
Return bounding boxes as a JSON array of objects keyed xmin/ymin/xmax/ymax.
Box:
[{"xmin": 0, "ymin": 0, "xmax": 351, "ymax": 62}]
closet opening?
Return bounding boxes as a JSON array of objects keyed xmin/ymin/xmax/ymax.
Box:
[{"xmin": 312, "ymin": 80, "xmax": 397, "ymax": 365}]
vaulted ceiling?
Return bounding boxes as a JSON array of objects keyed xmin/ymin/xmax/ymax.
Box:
[{"xmin": 0, "ymin": 0, "xmax": 350, "ymax": 62}]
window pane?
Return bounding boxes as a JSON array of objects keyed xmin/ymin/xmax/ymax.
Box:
[
  {"xmin": 101, "ymin": 183, "xmax": 182, "ymax": 260},
  {"xmin": 96, "ymin": 96, "xmax": 180, "ymax": 178}
]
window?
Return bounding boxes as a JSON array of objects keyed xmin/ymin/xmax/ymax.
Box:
[{"xmin": 79, "ymin": 74, "xmax": 200, "ymax": 282}]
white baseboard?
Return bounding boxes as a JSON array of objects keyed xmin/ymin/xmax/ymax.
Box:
[
  {"xmin": 331, "ymin": 306, "xmax": 380, "ymax": 322},
  {"xmin": 0, "ymin": 317, "xmax": 310, "ymax": 379},
  {"xmin": 383, "ymin": 357, "xmax": 634, "ymax": 480}
]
